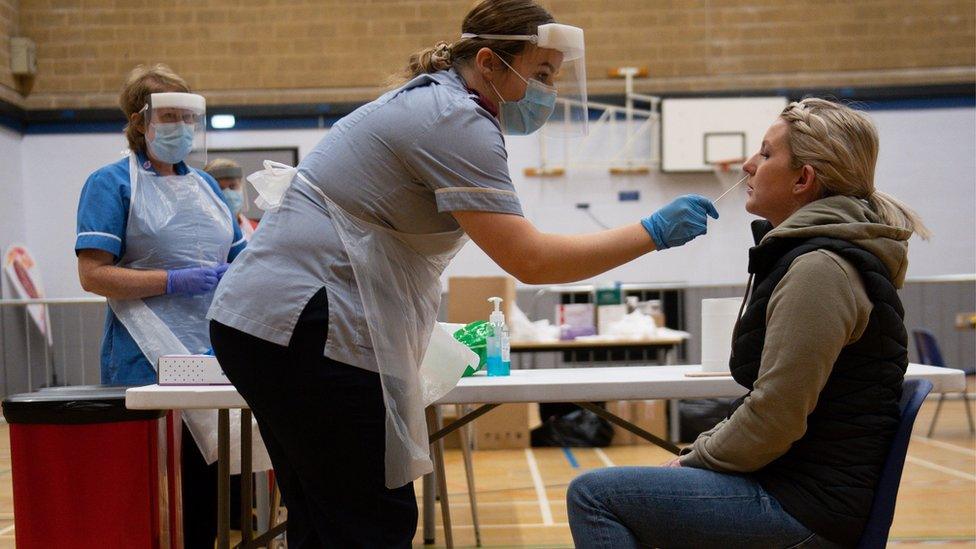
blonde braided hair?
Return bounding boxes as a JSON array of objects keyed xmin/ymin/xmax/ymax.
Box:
[{"xmin": 780, "ymin": 98, "xmax": 931, "ymax": 239}]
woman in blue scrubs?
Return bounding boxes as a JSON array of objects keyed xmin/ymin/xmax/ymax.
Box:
[{"xmin": 75, "ymin": 64, "xmax": 244, "ymax": 548}]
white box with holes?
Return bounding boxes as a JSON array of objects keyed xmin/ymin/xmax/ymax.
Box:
[{"xmin": 158, "ymin": 355, "xmax": 230, "ymax": 385}]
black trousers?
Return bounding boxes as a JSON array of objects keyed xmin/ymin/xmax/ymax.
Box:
[
  {"xmin": 210, "ymin": 289, "xmax": 417, "ymax": 548},
  {"xmin": 181, "ymin": 423, "xmax": 218, "ymax": 549}
]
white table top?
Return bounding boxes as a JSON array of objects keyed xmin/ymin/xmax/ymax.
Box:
[{"xmin": 126, "ymin": 363, "xmax": 965, "ymax": 410}]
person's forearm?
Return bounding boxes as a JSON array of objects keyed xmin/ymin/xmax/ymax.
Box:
[
  {"xmin": 80, "ymin": 264, "xmax": 168, "ymax": 300},
  {"xmin": 518, "ymin": 223, "xmax": 656, "ymax": 284}
]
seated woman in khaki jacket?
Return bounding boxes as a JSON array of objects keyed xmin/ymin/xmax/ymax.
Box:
[{"xmin": 567, "ymin": 98, "xmax": 930, "ymax": 549}]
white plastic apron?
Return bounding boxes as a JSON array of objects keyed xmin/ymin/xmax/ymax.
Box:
[
  {"xmin": 250, "ymin": 162, "xmax": 471, "ymax": 488},
  {"xmin": 110, "ymin": 153, "xmax": 271, "ymax": 473}
]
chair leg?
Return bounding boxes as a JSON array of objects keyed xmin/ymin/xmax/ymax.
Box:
[
  {"xmin": 928, "ymin": 393, "xmax": 946, "ymax": 437},
  {"xmin": 457, "ymin": 405, "xmax": 482, "ymax": 547},
  {"xmin": 962, "ymin": 392, "xmax": 975, "ymax": 435}
]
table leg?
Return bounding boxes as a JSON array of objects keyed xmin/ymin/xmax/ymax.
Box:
[
  {"xmin": 426, "ymin": 406, "xmax": 454, "ymax": 548},
  {"xmin": 422, "ymin": 473, "xmax": 435, "ymax": 545},
  {"xmin": 218, "ymin": 409, "xmax": 230, "ymax": 549},
  {"xmin": 421, "ymin": 404, "xmax": 499, "ymax": 545},
  {"xmin": 457, "ymin": 405, "xmax": 482, "ymax": 547},
  {"xmin": 577, "ymin": 402, "xmax": 680, "ymax": 455},
  {"xmin": 667, "ymin": 342, "xmax": 680, "ymax": 443},
  {"xmin": 241, "ymin": 409, "xmax": 253, "ymax": 545},
  {"xmin": 669, "ymin": 399, "xmax": 681, "ymax": 443},
  {"xmin": 255, "ymin": 471, "xmax": 269, "ymax": 538}
]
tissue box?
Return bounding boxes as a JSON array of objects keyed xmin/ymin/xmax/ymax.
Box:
[
  {"xmin": 556, "ymin": 303, "xmax": 596, "ymax": 340},
  {"xmin": 597, "ymin": 304, "xmax": 628, "ymax": 335},
  {"xmin": 158, "ymin": 355, "xmax": 230, "ymax": 385}
]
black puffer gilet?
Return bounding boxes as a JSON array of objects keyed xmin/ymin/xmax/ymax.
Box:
[{"xmin": 729, "ymin": 221, "xmax": 907, "ymax": 547}]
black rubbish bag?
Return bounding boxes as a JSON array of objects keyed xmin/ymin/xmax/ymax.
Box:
[
  {"xmin": 678, "ymin": 398, "xmax": 736, "ymax": 443},
  {"xmin": 531, "ymin": 408, "xmax": 614, "ymax": 447}
]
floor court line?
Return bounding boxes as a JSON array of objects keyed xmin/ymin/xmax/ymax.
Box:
[
  {"xmin": 593, "ymin": 448, "xmax": 615, "ymax": 467},
  {"xmin": 0, "ymin": 525, "xmax": 14, "ymax": 536},
  {"xmin": 525, "ymin": 448, "xmax": 555, "ymax": 526},
  {"xmin": 905, "ymin": 455, "xmax": 976, "ymax": 482},
  {"xmin": 419, "ymin": 500, "xmax": 569, "ymax": 508},
  {"xmin": 428, "ymin": 522, "xmax": 571, "ymax": 530},
  {"xmin": 561, "ymin": 447, "xmax": 580, "ymax": 468},
  {"xmin": 911, "ymin": 436, "xmax": 976, "ymax": 457}
]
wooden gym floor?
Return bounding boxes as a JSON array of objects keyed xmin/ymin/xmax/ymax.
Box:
[{"xmin": 1, "ymin": 385, "xmax": 973, "ymax": 548}]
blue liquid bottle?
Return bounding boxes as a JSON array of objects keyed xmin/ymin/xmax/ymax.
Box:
[{"xmin": 486, "ymin": 297, "xmax": 511, "ymax": 376}]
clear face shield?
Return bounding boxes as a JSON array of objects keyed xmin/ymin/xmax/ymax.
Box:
[
  {"xmin": 463, "ymin": 23, "xmax": 588, "ymax": 137},
  {"xmin": 141, "ymin": 92, "xmax": 207, "ymax": 168}
]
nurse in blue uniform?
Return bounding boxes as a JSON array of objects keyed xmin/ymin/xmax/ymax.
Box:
[{"xmin": 75, "ymin": 64, "xmax": 244, "ymax": 548}]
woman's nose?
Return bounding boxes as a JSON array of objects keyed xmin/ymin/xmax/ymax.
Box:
[{"xmin": 742, "ymin": 155, "xmax": 758, "ymax": 175}]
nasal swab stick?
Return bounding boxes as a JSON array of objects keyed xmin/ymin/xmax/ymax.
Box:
[{"xmin": 713, "ymin": 174, "xmax": 749, "ymax": 204}]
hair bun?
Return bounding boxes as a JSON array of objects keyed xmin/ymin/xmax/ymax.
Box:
[{"xmin": 431, "ymin": 41, "xmax": 452, "ymax": 67}]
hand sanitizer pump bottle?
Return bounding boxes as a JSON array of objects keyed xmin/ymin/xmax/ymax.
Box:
[{"xmin": 486, "ymin": 297, "xmax": 511, "ymax": 376}]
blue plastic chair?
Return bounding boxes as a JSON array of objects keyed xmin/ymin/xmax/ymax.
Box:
[
  {"xmin": 856, "ymin": 378, "xmax": 933, "ymax": 549},
  {"xmin": 912, "ymin": 329, "xmax": 975, "ymax": 436}
]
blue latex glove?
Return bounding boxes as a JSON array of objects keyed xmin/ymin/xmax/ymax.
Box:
[
  {"xmin": 166, "ymin": 266, "xmax": 220, "ymax": 295},
  {"xmin": 214, "ymin": 263, "xmax": 230, "ymax": 280},
  {"xmin": 641, "ymin": 194, "xmax": 720, "ymax": 250}
]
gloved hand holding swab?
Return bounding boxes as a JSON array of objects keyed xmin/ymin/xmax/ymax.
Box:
[{"xmin": 713, "ymin": 174, "xmax": 749, "ymax": 204}]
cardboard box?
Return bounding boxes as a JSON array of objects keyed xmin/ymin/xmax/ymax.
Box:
[
  {"xmin": 606, "ymin": 400, "xmax": 668, "ymax": 445},
  {"xmin": 472, "ymin": 403, "xmax": 530, "ymax": 450},
  {"xmin": 448, "ymin": 276, "xmax": 517, "ymax": 324},
  {"xmin": 434, "ymin": 403, "xmax": 530, "ymax": 450}
]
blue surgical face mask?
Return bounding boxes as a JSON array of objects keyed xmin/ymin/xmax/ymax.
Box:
[
  {"xmin": 487, "ymin": 54, "xmax": 557, "ymax": 136},
  {"xmin": 148, "ymin": 122, "xmax": 195, "ymax": 164},
  {"xmin": 222, "ymin": 188, "xmax": 243, "ymax": 216}
]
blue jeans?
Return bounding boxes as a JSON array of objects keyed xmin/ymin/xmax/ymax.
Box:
[{"xmin": 567, "ymin": 466, "xmax": 843, "ymax": 549}]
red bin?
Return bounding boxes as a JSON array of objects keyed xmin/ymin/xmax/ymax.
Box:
[{"xmin": 2, "ymin": 386, "xmax": 176, "ymax": 549}]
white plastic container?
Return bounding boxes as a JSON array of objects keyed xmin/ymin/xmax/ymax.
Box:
[
  {"xmin": 701, "ymin": 298, "xmax": 743, "ymax": 374},
  {"xmin": 158, "ymin": 354, "xmax": 230, "ymax": 385}
]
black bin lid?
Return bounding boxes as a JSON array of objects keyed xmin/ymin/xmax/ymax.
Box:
[{"xmin": 2, "ymin": 385, "xmax": 165, "ymax": 425}]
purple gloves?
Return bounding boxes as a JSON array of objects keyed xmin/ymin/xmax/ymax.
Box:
[{"xmin": 165, "ymin": 264, "xmax": 230, "ymax": 295}]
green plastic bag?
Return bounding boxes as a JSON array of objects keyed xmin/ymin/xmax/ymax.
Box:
[{"xmin": 452, "ymin": 320, "xmax": 492, "ymax": 377}]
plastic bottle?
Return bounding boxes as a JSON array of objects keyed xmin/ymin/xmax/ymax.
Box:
[{"xmin": 486, "ymin": 297, "xmax": 511, "ymax": 376}]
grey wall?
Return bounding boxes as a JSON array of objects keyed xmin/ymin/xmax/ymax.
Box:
[
  {"xmin": 1, "ymin": 302, "xmax": 104, "ymax": 397},
  {"xmin": 901, "ymin": 279, "xmax": 976, "ymax": 369}
]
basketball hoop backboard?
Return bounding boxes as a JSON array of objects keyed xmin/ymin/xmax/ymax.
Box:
[{"xmin": 661, "ymin": 97, "xmax": 787, "ymax": 172}]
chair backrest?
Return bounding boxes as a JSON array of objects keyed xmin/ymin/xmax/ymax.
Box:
[
  {"xmin": 856, "ymin": 378, "xmax": 933, "ymax": 549},
  {"xmin": 912, "ymin": 329, "xmax": 945, "ymax": 367}
]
